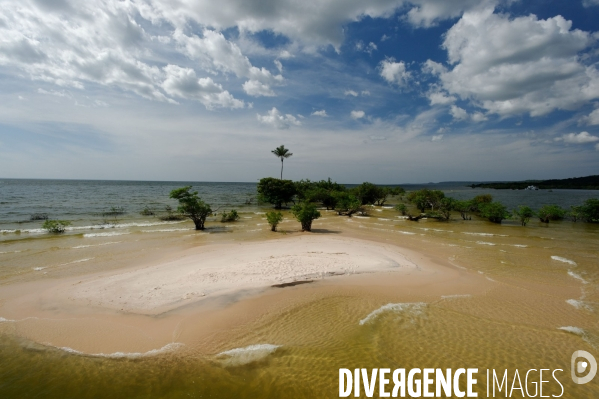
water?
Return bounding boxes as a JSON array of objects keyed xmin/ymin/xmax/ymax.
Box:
[{"xmin": 1, "ymin": 180, "xmax": 598, "ymax": 398}]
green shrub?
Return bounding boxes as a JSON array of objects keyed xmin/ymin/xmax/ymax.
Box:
[
  {"xmin": 538, "ymin": 205, "xmax": 565, "ymax": 223},
  {"xmin": 580, "ymin": 198, "xmax": 599, "ymax": 222},
  {"xmin": 159, "ymin": 205, "xmax": 185, "ymax": 221},
  {"xmin": 470, "ymin": 194, "xmax": 493, "ymax": 212},
  {"xmin": 220, "ymin": 210, "xmax": 240, "ymax": 222},
  {"xmin": 291, "ymin": 202, "xmax": 321, "ymax": 231},
  {"xmin": 257, "ymin": 177, "xmax": 297, "ymax": 209},
  {"xmin": 335, "ymin": 193, "xmax": 363, "ymax": 217},
  {"xmin": 453, "ymin": 200, "xmax": 473, "ymax": 220},
  {"xmin": 42, "ymin": 220, "xmax": 71, "ymax": 233},
  {"xmin": 140, "ymin": 206, "xmax": 155, "ymax": 216},
  {"xmin": 407, "ymin": 189, "xmax": 445, "ymax": 212},
  {"xmin": 266, "ymin": 211, "xmax": 284, "ymax": 231},
  {"xmin": 169, "ymin": 186, "xmax": 212, "ymax": 230},
  {"xmin": 394, "ymin": 203, "xmax": 407, "ymax": 215},
  {"xmin": 479, "ymin": 202, "xmax": 509, "ymax": 224},
  {"xmin": 513, "ymin": 206, "xmax": 535, "ymax": 226}
]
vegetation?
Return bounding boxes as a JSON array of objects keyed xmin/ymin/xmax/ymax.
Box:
[
  {"xmin": 220, "ymin": 210, "xmax": 240, "ymax": 222},
  {"xmin": 468, "ymin": 175, "xmax": 599, "ymax": 190},
  {"xmin": 435, "ymin": 197, "xmax": 455, "ymax": 221},
  {"xmin": 394, "ymin": 203, "xmax": 407, "ymax": 215},
  {"xmin": 513, "ymin": 206, "xmax": 535, "ymax": 226},
  {"xmin": 453, "ymin": 200, "xmax": 473, "ymax": 220},
  {"xmin": 335, "ymin": 193, "xmax": 364, "ymax": 217},
  {"xmin": 159, "ymin": 205, "xmax": 186, "ymax": 221},
  {"xmin": 266, "ymin": 211, "xmax": 284, "ymax": 232},
  {"xmin": 42, "ymin": 220, "xmax": 71, "ymax": 233},
  {"xmin": 291, "ymin": 202, "xmax": 321, "ymax": 231},
  {"xmin": 538, "ymin": 205, "xmax": 565, "ymax": 223},
  {"xmin": 470, "ymin": 194, "xmax": 493, "ymax": 212},
  {"xmin": 169, "ymin": 186, "xmax": 213, "ymax": 230},
  {"xmin": 271, "ymin": 145, "xmax": 293, "ymax": 179},
  {"xmin": 295, "ymin": 178, "xmax": 347, "ymax": 209},
  {"xmin": 579, "ymin": 198, "xmax": 599, "ymax": 222},
  {"xmin": 407, "ymin": 189, "xmax": 445, "ymax": 212},
  {"xmin": 257, "ymin": 177, "xmax": 297, "ymax": 209},
  {"xmin": 479, "ymin": 202, "xmax": 510, "ymax": 223},
  {"xmin": 140, "ymin": 206, "xmax": 154, "ymax": 216},
  {"xmin": 103, "ymin": 206, "xmax": 126, "ymax": 216}
]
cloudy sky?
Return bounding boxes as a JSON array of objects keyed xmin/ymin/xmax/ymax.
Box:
[{"xmin": 1, "ymin": 0, "xmax": 599, "ymax": 183}]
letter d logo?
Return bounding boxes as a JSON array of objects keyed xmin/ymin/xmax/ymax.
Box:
[{"xmin": 571, "ymin": 350, "xmax": 597, "ymax": 384}]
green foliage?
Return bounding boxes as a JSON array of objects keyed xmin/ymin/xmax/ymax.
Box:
[
  {"xmin": 470, "ymin": 194, "xmax": 493, "ymax": 212},
  {"xmin": 266, "ymin": 211, "xmax": 284, "ymax": 232},
  {"xmin": 453, "ymin": 200, "xmax": 473, "ymax": 220},
  {"xmin": 335, "ymin": 192, "xmax": 363, "ymax": 217},
  {"xmin": 579, "ymin": 198, "xmax": 599, "ymax": 222},
  {"xmin": 394, "ymin": 203, "xmax": 407, "ymax": 215},
  {"xmin": 257, "ymin": 177, "xmax": 297, "ymax": 209},
  {"xmin": 479, "ymin": 201, "xmax": 509, "ymax": 224},
  {"xmin": 407, "ymin": 189, "xmax": 445, "ymax": 212},
  {"xmin": 569, "ymin": 206, "xmax": 583, "ymax": 222},
  {"xmin": 159, "ymin": 205, "xmax": 185, "ymax": 221},
  {"xmin": 220, "ymin": 210, "xmax": 239, "ymax": 223},
  {"xmin": 42, "ymin": 220, "xmax": 71, "ymax": 233},
  {"xmin": 295, "ymin": 178, "xmax": 346, "ymax": 209},
  {"xmin": 350, "ymin": 182, "xmax": 402, "ymax": 206},
  {"xmin": 272, "ymin": 145, "xmax": 293, "ymax": 179},
  {"xmin": 436, "ymin": 197, "xmax": 456, "ymax": 221},
  {"xmin": 538, "ymin": 205, "xmax": 565, "ymax": 223},
  {"xmin": 169, "ymin": 186, "xmax": 213, "ymax": 230},
  {"xmin": 140, "ymin": 206, "xmax": 154, "ymax": 216},
  {"xmin": 291, "ymin": 202, "xmax": 321, "ymax": 231},
  {"xmin": 513, "ymin": 206, "xmax": 535, "ymax": 226}
]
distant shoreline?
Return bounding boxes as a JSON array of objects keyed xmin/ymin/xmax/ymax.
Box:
[{"xmin": 468, "ymin": 174, "xmax": 599, "ymax": 190}]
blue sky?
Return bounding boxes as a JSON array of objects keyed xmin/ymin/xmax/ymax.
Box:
[{"xmin": 1, "ymin": 0, "xmax": 599, "ymax": 183}]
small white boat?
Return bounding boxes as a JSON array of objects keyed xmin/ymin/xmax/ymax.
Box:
[{"xmin": 524, "ymin": 185, "xmax": 538, "ymax": 190}]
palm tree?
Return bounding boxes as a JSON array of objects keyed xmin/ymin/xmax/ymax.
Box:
[{"xmin": 271, "ymin": 145, "xmax": 293, "ymax": 179}]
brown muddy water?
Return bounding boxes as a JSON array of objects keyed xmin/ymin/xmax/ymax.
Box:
[{"xmin": 1, "ymin": 204, "xmax": 598, "ymax": 398}]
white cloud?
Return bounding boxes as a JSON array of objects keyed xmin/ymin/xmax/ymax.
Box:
[
  {"xmin": 559, "ymin": 131, "xmax": 599, "ymax": 144},
  {"xmin": 361, "ymin": 90, "xmax": 371, "ymax": 96},
  {"xmin": 381, "ymin": 34, "xmax": 391, "ymax": 42},
  {"xmin": 274, "ymin": 60, "xmax": 283, "ymax": 73},
  {"xmin": 379, "ymin": 59, "xmax": 411, "ymax": 87},
  {"xmin": 450, "ymin": 105, "xmax": 468, "ymax": 120},
  {"xmin": 405, "ymin": 0, "xmax": 499, "ymax": 28},
  {"xmin": 431, "ymin": 134, "xmax": 444, "ymax": 141},
  {"xmin": 311, "ymin": 110, "xmax": 328, "ymax": 117},
  {"xmin": 351, "ymin": 110, "xmax": 366, "ymax": 119},
  {"xmin": 427, "ymin": 90, "xmax": 456, "ymax": 105},
  {"xmin": 162, "ymin": 65, "xmax": 244, "ymax": 109},
  {"xmin": 257, "ymin": 107, "xmax": 301, "ymax": 129},
  {"xmin": 580, "ymin": 108, "xmax": 599, "ymax": 125},
  {"xmin": 345, "ymin": 90, "xmax": 359, "ymax": 97},
  {"xmin": 428, "ymin": 8, "xmax": 599, "ymax": 117},
  {"xmin": 583, "ymin": 0, "xmax": 599, "ymax": 7},
  {"xmin": 37, "ymin": 88, "xmax": 70, "ymax": 97},
  {"xmin": 471, "ymin": 112, "xmax": 488, "ymax": 122},
  {"xmin": 596, "ymin": 143, "xmax": 599, "ymax": 151}
]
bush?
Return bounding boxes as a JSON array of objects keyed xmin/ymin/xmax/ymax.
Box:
[
  {"xmin": 470, "ymin": 194, "xmax": 493, "ymax": 212},
  {"xmin": 257, "ymin": 177, "xmax": 297, "ymax": 209},
  {"xmin": 159, "ymin": 205, "xmax": 185, "ymax": 221},
  {"xmin": 140, "ymin": 206, "xmax": 154, "ymax": 216},
  {"xmin": 266, "ymin": 211, "xmax": 284, "ymax": 231},
  {"xmin": 335, "ymin": 193, "xmax": 363, "ymax": 217},
  {"xmin": 43, "ymin": 220, "xmax": 71, "ymax": 233},
  {"xmin": 479, "ymin": 202, "xmax": 509, "ymax": 224},
  {"xmin": 220, "ymin": 210, "xmax": 240, "ymax": 222},
  {"xmin": 538, "ymin": 205, "xmax": 565, "ymax": 223},
  {"xmin": 291, "ymin": 202, "xmax": 321, "ymax": 231},
  {"xmin": 169, "ymin": 186, "xmax": 212, "ymax": 230},
  {"xmin": 394, "ymin": 203, "xmax": 407, "ymax": 215},
  {"xmin": 453, "ymin": 200, "xmax": 473, "ymax": 220},
  {"xmin": 513, "ymin": 206, "xmax": 535, "ymax": 226},
  {"xmin": 579, "ymin": 198, "xmax": 599, "ymax": 222},
  {"xmin": 436, "ymin": 197, "xmax": 455, "ymax": 221},
  {"xmin": 407, "ymin": 189, "xmax": 445, "ymax": 212}
]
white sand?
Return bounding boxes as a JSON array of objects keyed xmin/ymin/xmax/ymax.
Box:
[{"xmin": 66, "ymin": 235, "xmax": 418, "ymax": 314}]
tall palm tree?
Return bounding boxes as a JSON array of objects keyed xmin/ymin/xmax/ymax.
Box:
[{"xmin": 271, "ymin": 145, "xmax": 293, "ymax": 179}]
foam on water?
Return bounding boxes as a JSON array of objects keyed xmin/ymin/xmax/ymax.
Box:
[
  {"xmin": 33, "ymin": 267, "xmax": 46, "ymax": 271},
  {"xmin": 512, "ymin": 244, "xmax": 528, "ymax": 248},
  {"xmin": 568, "ymin": 270, "xmax": 588, "ymax": 284},
  {"xmin": 0, "ymin": 250, "xmax": 22, "ymax": 254},
  {"xmin": 558, "ymin": 326, "xmax": 585, "ymax": 336},
  {"xmin": 56, "ymin": 342, "xmax": 184, "ymax": 359},
  {"xmin": 566, "ymin": 299, "xmax": 591, "ymax": 310},
  {"xmin": 0, "ymin": 317, "xmax": 15, "ymax": 322},
  {"xmin": 476, "ymin": 241, "xmax": 496, "ymax": 246},
  {"xmin": 60, "ymin": 258, "xmax": 93, "ymax": 266},
  {"xmin": 216, "ymin": 344, "xmax": 281, "ymax": 366},
  {"xmin": 441, "ymin": 294, "xmax": 471, "ymax": 299},
  {"xmin": 141, "ymin": 228, "xmax": 191, "ymax": 233},
  {"xmin": 72, "ymin": 242, "xmax": 120, "ymax": 249},
  {"xmin": 359, "ymin": 302, "xmax": 426, "ymax": 325},
  {"xmin": 462, "ymin": 232, "xmax": 508, "ymax": 237},
  {"xmin": 551, "ymin": 256, "xmax": 577, "ymax": 266},
  {"xmin": 83, "ymin": 232, "xmax": 130, "ymax": 238}
]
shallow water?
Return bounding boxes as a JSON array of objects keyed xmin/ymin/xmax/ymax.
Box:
[{"xmin": 1, "ymin": 180, "xmax": 598, "ymax": 398}]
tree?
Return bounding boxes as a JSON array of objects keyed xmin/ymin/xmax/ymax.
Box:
[
  {"xmin": 407, "ymin": 189, "xmax": 445, "ymax": 212},
  {"xmin": 335, "ymin": 192, "xmax": 363, "ymax": 217},
  {"xmin": 479, "ymin": 202, "xmax": 509, "ymax": 224},
  {"xmin": 220, "ymin": 210, "xmax": 239, "ymax": 222},
  {"xmin": 538, "ymin": 205, "xmax": 565, "ymax": 223},
  {"xmin": 394, "ymin": 203, "xmax": 407, "ymax": 215},
  {"xmin": 271, "ymin": 145, "xmax": 293, "ymax": 179},
  {"xmin": 169, "ymin": 186, "xmax": 213, "ymax": 230},
  {"xmin": 266, "ymin": 211, "xmax": 284, "ymax": 232},
  {"xmin": 257, "ymin": 177, "xmax": 297, "ymax": 209},
  {"xmin": 470, "ymin": 194, "xmax": 493, "ymax": 212},
  {"xmin": 513, "ymin": 206, "xmax": 535, "ymax": 226},
  {"xmin": 436, "ymin": 197, "xmax": 456, "ymax": 221},
  {"xmin": 453, "ymin": 200, "xmax": 473, "ymax": 220},
  {"xmin": 579, "ymin": 198, "xmax": 599, "ymax": 222},
  {"xmin": 42, "ymin": 220, "xmax": 71, "ymax": 233},
  {"xmin": 291, "ymin": 202, "xmax": 321, "ymax": 231}
]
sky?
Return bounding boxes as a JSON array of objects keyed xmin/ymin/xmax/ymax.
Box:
[{"xmin": 1, "ymin": 0, "xmax": 599, "ymax": 184}]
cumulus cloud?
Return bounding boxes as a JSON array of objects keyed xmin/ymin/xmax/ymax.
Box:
[
  {"xmin": 580, "ymin": 108, "xmax": 599, "ymax": 125},
  {"xmin": 558, "ymin": 131, "xmax": 599, "ymax": 144},
  {"xmin": 583, "ymin": 0, "xmax": 599, "ymax": 7},
  {"xmin": 431, "ymin": 134, "xmax": 444, "ymax": 141},
  {"xmin": 162, "ymin": 65, "xmax": 244, "ymax": 109},
  {"xmin": 311, "ymin": 110, "xmax": 328, "ymax": 117},
  {"xmin": 257, "ymin": 107, "xmax": 301, "ymax": 129},
  {"xmin": 426, "ymin": 8, "xmax": 599, "ymax": 117},
  {"xmin": 427, "ymin": 89, "xmax": 456, "ymax": 105},
  {"xmin": 450, "ymin": 105, "xmax": 468, "ymax": 120},
  {"xmin": 404, "ymin": 0, "xmax": 499, "ymax": 28},
  {"xmin": 345, "ymin": 90, "xmax": 359, "ymax": 97},
  {"xmin": 379, "ymin": 59, "xmax": 411, "ymax": 87},
  {"xmin": 351, "ymin": 110, "xmax": 366, "ymax": 119},
  {"xmin": 471, "ymin": 111, "xmax": 488, "ymax": 122}
]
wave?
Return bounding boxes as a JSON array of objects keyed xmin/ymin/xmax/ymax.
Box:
[
  {"xmin": 568, "ymin": 270, "xmax": 588, "ymax": 284},
  {"xmin": 0, "ymin": 250, "xmax": 22, "ymax": 254},
  {"xmin": 378, "ymin": 218, "xmax": 391, "ymax": 221},
  {"xmin": 33, "ymin": 267, "xmax": 46, "ymax": 271},
  {"xmin": 359, "ymin": 302, "xmax": 426, "ymax": 325},
  {"xmin": 462, "ymin": 232, "xmax": 508, "ymax": 237},
  {"xmin": 0, "ymin": 317, "xmax": 15, "ymax": 322},
  {"xmin": 141, "ymin": 228, "xmax": 191, "ymax": 233},
  {"xmin": 475, "ymin": 241, "xmax": 496, "ymax": 246},
  {"xmin": 558, "ymin": 326, "xmax": 585, "ymax": 336},
  {"xmin": 56, "ymin": 342, "xmax": 184, "ymax": 359},
  {"xmin": 511, "ymin": 244, "xmax": 528, "ymax": 248},
  {"xmin": 60, "ymin": 258, "xmax": 93, "ymax": 266},
  {"xmin": 83, "ymin": 232, "xmax": 130, "ymax": 238},
  {"xmin": 441, "ymin": 294, "xmax": 471, "ymax": 299},
  {"xmin": 72, "ymin": 242, "xmax": 120, "ymax": 249},
  {"xmin": 566, "ymin": 299, "xmax": 592, "ymax": 311},
  {"xmin": 551, "ymin": 256, "xmax": 577, "ymax": 266},
  {"xmin": 216, "ymin": 344, "xmax": 281, "ymax": 366}
]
